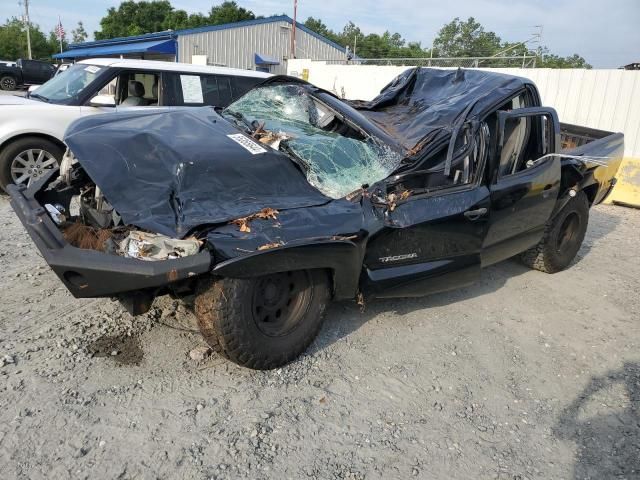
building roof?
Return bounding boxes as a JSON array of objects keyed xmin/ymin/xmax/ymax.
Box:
[
  {"xmin": 66, "ymin": 15, "xmax": 346, "ymax": 54},
  {"xmin": 53, "ymin": 38, "xmax": 176, "ymax": 59}
]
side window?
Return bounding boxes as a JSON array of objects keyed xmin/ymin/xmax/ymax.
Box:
[
  {"xmin": 200, "ymin": 75, "xmax": 220, "ymax": 106},
  {"xmin": 115, "ymin": 71, "xmax": 160, "ymax": 106},
  {"xmin": 217, "ymin": 76, "xmax": 233, "ymax": 106},
  {"xmin": 164, "ymin": 73, "xmax": 209, "ymax": 106},
  {"xmin": 98, "ymin": 76, "xmax": 117, "ymax": 97},
  {"xmin": 497, "ymin": 110, "xmax": 554, "ymax": 177},
  {"xmin": 498, "ymin": 116, "xmax": 530, "ymax": 176},
  {"xmin": 231, "ymin": 76, "xmax": 263, "ymax": 101}
]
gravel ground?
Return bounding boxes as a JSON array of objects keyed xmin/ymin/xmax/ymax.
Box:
[{"xmin": 0, "ymin": 193, "xmax": 639, "ymax": 480}]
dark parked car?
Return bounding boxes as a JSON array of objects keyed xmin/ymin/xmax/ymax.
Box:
[
  {"xmin": 0, "ymin": 58, "xmax": 55, "ymax": 90},
  {"xmin": 8, "ymin": 68, "xmax": 623, "ymax": 369}
]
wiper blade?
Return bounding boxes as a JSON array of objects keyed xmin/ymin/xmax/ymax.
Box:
[
  {"xmin": 29, "ymin": 93, "xmax": 50, "ymax": 103},
  {"xmin": 279, "ymin": 141, "xmax": 310, "ymax": 172},
  {"xmin": 223, "ymin": 109, "xmax": 253, "ymax": 132}
]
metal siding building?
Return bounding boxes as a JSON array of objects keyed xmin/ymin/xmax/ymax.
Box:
[
  {"xmin": 55, "ymin": 16, "xmax": 347, "ymax": 74},
  {"xmin": 177, "ymin": 17, "xmax": 346, "ymax": 74}
]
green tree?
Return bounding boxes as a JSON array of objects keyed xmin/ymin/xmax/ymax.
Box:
[
  {"xmin": 207, "ymin": 1, "xmax": 255, "ymax": 25},
  {"xmin": 163, "ymin": 10, "xmax": 210, "ymax": 30},
  {"xmin": 95, "ymin": 1, "xmax": 258, "ymax": 40},
  {"xmin": 0, "ymin": 18, "xmax": 27, "ymax": 60},
  {"xmin": 433, "ymin": 17, "xmax": 502, "ymax": 57},
  {"xmin": 95, "ymin": 0, "xmax": 175, "ymax": 39},
  {"xmin": 47, "ymin": 29, "xmax": 68, "ymax": 56},
  {"xmin": 539, "ymin": 51, "xmax": 591, "ymax": 69},
  {"xmin": 71, "ymin": 21, "xmax": 88, "ymax": 43},
  {"xmin": 304, "ymin": 17, "xmax": 342, "ymax": 45},
  {"xmin": 0, "ymin": 17, "xmax": 51, "ymax": 60}
]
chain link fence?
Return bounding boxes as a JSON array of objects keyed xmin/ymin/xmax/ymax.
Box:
[{"xmin": 325, "ymin": 55, "xmax": 539, "ymax": 68}]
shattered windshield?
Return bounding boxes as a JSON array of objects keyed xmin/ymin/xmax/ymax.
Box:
[{"xmin": 223, "ymin": 84, "xmax": 403, "ymax": 199}]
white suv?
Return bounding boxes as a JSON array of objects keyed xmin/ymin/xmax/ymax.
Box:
[{"xmin": 0, "ymin": 58, "xmax": 270, "ymax": 190}]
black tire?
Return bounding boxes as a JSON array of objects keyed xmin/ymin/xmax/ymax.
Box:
[
  {"xmin": 520, "ymin": 191, "xmax": 589, "ymax": 273},
  {"xmin": 0, "ymin": 76, "xmax": 17, "ymax": 91},
  {"xmin": 0, "ymin": 137, "xmax": 64, "ymax": 191},
  {"xmin": 195, "ymin": 270, "xmax": 331, "ymax": 369}
]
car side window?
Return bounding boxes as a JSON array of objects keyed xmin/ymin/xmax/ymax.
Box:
[
  {"xmin": 201, "ymin": 75, "xmax": 220, "ymax": 106},
  {"xmin": 231, "ymin": 76, "xmax": 264, "ymax": 101},
  {"xmin": 217, "ymin": 76, "xmax": 233, "ymax": 106},
  {"xmin": 115, "ymin": 70, "xmax": 160, "ymax": 106},
  {"xmin": 98, "ymin": 76, "xmax": 117, "ymax": 96},
  {"xmin": 160, "ymin": 73, "xmax": 262, "ymax": 107}
]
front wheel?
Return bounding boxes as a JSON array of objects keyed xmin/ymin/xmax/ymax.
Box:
[
  {"xmin": 0, "ymin": 137, "xmax": 63, "ymax": 191},
  {"xmin": 195, "ymin": 270, "xmax": 331, "ymax": 369},
  {"xmin": 0, "ymin": 76, "xmax": 17, "ymax": 91},
  {"xmin": 520, "ymin": 191, "xmax": 589, "ymax": 273}
]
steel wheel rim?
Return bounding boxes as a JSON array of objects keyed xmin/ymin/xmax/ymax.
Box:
[
  {"xmin": 1, "ymin": 77, "xmax": 15, "ymax": 89},
  {"xmin": 10, "ymin": 149, "xmax": 58, "ymax": 187},
  {"xmin": 556, "ymin": 212, "xmax": 580, "ymax": 254},
  {"xmin": 251, "ymin": 271, "xmax": 312, "ymax": 337}
]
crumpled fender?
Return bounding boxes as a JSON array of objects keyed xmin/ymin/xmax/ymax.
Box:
[{"xmin": 211, "ymin": 239, "xmax": 365, "ymax": 300}]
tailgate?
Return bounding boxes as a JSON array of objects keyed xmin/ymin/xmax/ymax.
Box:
[{"xmin": 561, "ymin": 123, "xmax": 624, "ymax": 205}]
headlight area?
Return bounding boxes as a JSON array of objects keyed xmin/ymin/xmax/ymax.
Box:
[
  {"xmin": 7, "ymin": 168, "xmax": 212, "ymax": 315},
  {"xmin": 39, "ymin": 163, "xmax": 205, "ymax": 262}
]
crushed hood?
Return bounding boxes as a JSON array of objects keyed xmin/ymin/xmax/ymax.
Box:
[{"xmin": 64, "ymin": 108, "xmax": 330, "ymax": 238}]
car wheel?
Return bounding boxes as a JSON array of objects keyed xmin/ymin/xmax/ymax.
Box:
[
  {"xmin": 520, "ymin": 191, "xmax": 589, "ymax": 273},
  {"xmin": 0, "ymin": 137, "xmax": 63, "ymax": 191},
  {"xmin": 0, "ymin": 76, "xmax": 17, "ymax": 91},
  {"xmin": 195, "ymin": 269, "xmax": 331, "ymax": 369}
]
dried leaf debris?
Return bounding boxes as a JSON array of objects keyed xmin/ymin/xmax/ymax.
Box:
[
  {"xmin": 257, "ymin": 241, "xmax": 285, "ymax": 251},
  {"xmin": 386, "ymin": 190, "xmax": 412, "ymax": 212},
  {"xmin": 230, "ymin": 208, "xmax": 279, "ymax": 233}
]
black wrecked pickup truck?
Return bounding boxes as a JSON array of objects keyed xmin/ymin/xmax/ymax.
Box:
[
  {"xmin": 8, "ymin": 68, "xmax": 623, "ymax": 369},
  {"xmin": 0, "ymin": 58, "xmax": 55, "ymax": 91}
]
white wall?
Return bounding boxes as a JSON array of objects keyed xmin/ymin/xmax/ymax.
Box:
[{"xmin": 288, "ymin": 60, "xmax": 640, "ymax": 158}]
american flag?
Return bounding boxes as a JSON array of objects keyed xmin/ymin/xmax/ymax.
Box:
[{"xmin": 55, "ymin": 18, "xmax": 65, "ymax": 40}]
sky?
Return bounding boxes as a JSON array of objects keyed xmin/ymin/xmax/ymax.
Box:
[{"xmin": 1, "ymin": 0, "xmax": 638, "ymax": 68}]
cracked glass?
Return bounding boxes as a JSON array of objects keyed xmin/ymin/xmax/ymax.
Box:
[{"xmin": 223, "ymin": 84, "xmax": 403, "ymax": 199}]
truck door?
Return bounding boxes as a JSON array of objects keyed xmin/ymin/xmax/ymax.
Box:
[
  {"xmin": 482, "ymin": 107, "xmax": 561, "ymax": 266},
  {"xmin": 363, "ymin": 125, "xmax": 492, "ymax": 298}
]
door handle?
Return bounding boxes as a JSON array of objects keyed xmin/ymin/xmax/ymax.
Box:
[{"xmin": 463, "ymin": 207, "xmax": 488, "ymax": 220}]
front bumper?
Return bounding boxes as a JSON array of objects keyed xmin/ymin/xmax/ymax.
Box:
[{"xmin": 8, "ymin": 182, "xmax": 212, "ymax": 298}]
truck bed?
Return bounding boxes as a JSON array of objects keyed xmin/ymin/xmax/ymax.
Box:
[
  {"xmin": 560, "ymin": 122, "xmax": 624, "ymax": 206},
  {"xmin": 560, "ymin": 122, "xmax": 623, "ymax": 157}
]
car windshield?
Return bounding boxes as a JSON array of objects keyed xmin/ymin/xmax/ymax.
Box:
[
  {"xmin": 222, "ymin": 84, "xmax": 403, "ymax": 199},
  {"xmin": 33, "ymin": 64, "xmax": 103, "ymax": 102}
]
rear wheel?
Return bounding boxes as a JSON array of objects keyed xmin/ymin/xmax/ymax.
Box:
[
  {"xmin": 0, "ymin": 137, "xmax": 63, "ymax": 190},
  {"xmin": 195, "ymin": 270, "xmax": 331, "ymax": 369},
  {"xmin": 0, "ymin": 76, "xmax": 17, "ymax": 91},
  {"xmin": 520, "ymin": 191, "xmax": 589, "ymax": 273}
]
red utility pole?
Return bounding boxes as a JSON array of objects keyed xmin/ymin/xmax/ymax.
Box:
[{"xmin": 290, "ymin": 0, "xmax": 297, "ymax": 59}]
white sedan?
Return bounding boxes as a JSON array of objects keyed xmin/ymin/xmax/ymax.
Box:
[{"xmin": 0, "ymin": 58, "xmax": 269, "ymax": 190}]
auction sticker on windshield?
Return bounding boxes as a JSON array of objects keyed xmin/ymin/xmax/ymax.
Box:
[{"xmin": 227, "ymin": 134, "xmax": 267, "ymax": 155}]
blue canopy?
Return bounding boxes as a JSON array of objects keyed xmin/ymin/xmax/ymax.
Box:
[
  {"xmin": 53, "ymin": 39, "xmax": 176, "ymax": 59},
  {"xmin": 254, "ymin": 53, "xmax": 280, "ymax": 66}
]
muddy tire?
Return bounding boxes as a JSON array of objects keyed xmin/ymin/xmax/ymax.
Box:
[
  {"xmin": 195, "ymin": 270, "xmax": 331, "ymax": 369},
  {"xmin": 520, "ymin": 191, "xmax": 589, "ymax": 273},
  {"xmin": 0, "ymin": 76, "xmax": 17, "ymax": 91},
  {"xmin": 0, "ymin": 137, "xmax": 63, "ymax": 191}
]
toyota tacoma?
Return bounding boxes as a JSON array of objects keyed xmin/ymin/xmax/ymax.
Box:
[{"xmin": 8, "ymin": 68, "xmax": 623, "ymax": 369}]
